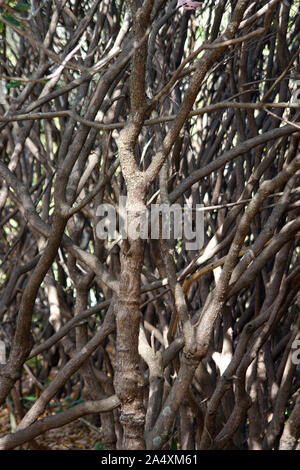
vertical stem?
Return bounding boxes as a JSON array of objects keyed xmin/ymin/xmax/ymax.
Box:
[{"xmin": 114, "ymin": 237, "xmax": 146, "ymax": 449}]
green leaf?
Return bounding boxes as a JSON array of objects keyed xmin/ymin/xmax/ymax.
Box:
[
  {"xmin": 14, "ymin": 2, "xmax": 30, "ymax": 11},
  {"xmin": 171, "ymin": 437, "xmax": 178, "ymax": 450},
  {"xmin": 26, "ymin": 356, "xmax": 41, "ymax": 366},
  {"xmin": 23, "ymin": 395, "xmax": 36, "ymax": 402},
  {"xmin": 5, "ymin": 80, "xmax": 21, "ymax": 89},
  {"xmin": 3, "ymin": 14, "xmax": 21, "ymax": 26},
  {"xmin": 93, "ymin": 441, "xmax": 104, "ymax": 450},
  {"xmin": 0, "ymin": 21, "xmax": 3, "ymax": 33}
]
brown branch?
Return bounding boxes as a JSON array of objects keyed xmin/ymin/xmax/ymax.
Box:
[{"xmin": 0, "ymin": 395, "xmax": 120, "ymax": 450}]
